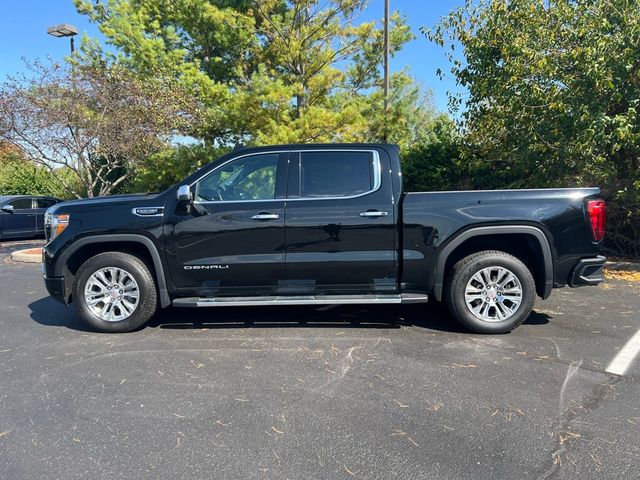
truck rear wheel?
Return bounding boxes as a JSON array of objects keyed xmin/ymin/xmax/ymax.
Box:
[
  {"xmin": 445, "ymin": 250, "xmax": 535, "ymax": 334},
  {"xmin": 72, "ymin": 252, "xmax": 158, "ymax": 333}
]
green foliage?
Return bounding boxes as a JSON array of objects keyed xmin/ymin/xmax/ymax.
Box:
[
  {"xmin": 426, "ymin": 0, "xmax": 640, "ymax": 257},
  {"xmin": 400, "ymin": 115, "xmax": 464, "ymax": 192},
  {"xmin": 130, "ymin": 144, "xmax": 231, "ymax": 193},
  {"xmin": 73, "ymin": 0, "xmax": 460, "ymax": 197},
  {"xmin": 75, "ymin": 0, "xmax": 426, "ymax": 146},
  {"xmin": 0, "ymin": 60, "xmax": 198, "ymax": 198},
  {"xmin": 0, "ymin": 155, "xmax": 82, "ymax": 199}
]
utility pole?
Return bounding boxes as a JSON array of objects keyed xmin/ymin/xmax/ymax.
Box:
[{"xmin": 383, "ymin": 0, "xmax": 390, "ymax": 143}]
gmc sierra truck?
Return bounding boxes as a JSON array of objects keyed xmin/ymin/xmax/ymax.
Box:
[{"xmin": 42, "ymin": 144, "xmax": 606, "ymax": 333}]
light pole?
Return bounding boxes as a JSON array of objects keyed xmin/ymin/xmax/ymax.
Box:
[
  {"xmin": 47, "ymin": 23, "xmax": 80, "ymax": 166},
  {"xmin": 383, "ymin": 0, "xmax": 389, "ymax": 143},
  {"xmin": 47, "ymin": 23, "xmax": 78, "ymax": 54}
]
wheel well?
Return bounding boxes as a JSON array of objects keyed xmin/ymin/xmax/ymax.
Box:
[
  {"xmin": 63, "ymin": 242, "xmax": 158, "ymax": 304},
  {"xmin": 442, "ymin": 234, "xmax": 547, "ymax": 298},
  {"xmin": 66, "ymin": 242, "xmax": 155, "ymax": 276}
]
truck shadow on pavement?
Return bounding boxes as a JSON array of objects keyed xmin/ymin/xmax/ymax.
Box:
[{"xmin": 28, "ymin": 296, "xmax": 551, "ymax": 334}]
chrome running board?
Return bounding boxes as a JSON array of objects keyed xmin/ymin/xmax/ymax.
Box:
[{"xmin": 172, "ymin": 293, "xmax": 428, "ymax": 308}]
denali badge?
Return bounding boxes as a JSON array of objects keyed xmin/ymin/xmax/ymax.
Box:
[
  {"xmin": 132, "ymin": 207, "xmax": 164, "ymax": 216},
  {"xmin": 184, "ymin": 265, "xmax": 230, "ymax": 270}
]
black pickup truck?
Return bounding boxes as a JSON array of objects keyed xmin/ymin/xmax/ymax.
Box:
[{"xmin": 42, "ymin": 144, "xmax": 606, "ymax": 333}]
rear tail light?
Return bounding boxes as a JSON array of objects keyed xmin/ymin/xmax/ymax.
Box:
[{"xmin": 586, "ymin": 200, "xmax": 606, "ymax": 241}]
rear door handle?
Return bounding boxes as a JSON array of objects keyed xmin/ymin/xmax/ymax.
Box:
[
  {"xmin": 359, "ymin": 210, "xmax": 389, "ymax": 217},
  {"xmin": 251, "ymin": 213, "xmax": 280, "ymax": 220}
]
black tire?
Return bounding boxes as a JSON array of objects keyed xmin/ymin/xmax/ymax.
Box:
[
  {"xmin": 72, "ymin": 252, "xmax": 158, "ymax": 333},
  {"xmin": 445, "ymin": 250, "xmax": 536, "ymax": 334}
]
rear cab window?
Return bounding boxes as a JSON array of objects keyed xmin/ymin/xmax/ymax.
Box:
[
  {"xmin": 36, "ymin": 198, "xmax": 58, "ymax": 209},
  {"xmin": 289, "ymin": 151, "xmax": 377, "ymax": 199}
]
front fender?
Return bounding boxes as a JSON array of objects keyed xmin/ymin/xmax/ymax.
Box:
[{"xmin": 54, "ymin": 234, "xmax": 171, "ymax": 308}]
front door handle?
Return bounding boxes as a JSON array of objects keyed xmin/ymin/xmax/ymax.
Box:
[
  {"xmin": 251, "ymin": 212, "xmax": 280, "ymax": 220},
  {"xmin": 359, "ymin": 210, "xmax": 389, "ymax": 217}
]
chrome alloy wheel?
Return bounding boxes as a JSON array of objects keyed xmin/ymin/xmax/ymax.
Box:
[
  {"xmin": 464, "ymin": 266, "xmax": 523, "ymax": 322},
  {"xmin": 84, "ymin": 267, "xmax": 140, "ymax": 322}
]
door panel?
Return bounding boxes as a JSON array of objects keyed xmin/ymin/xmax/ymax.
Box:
[
  {"xmin": 284, "ymin": 150, "xmax": 397, "ymax": 294},
  {"xmin": 164, "ymin": 152, "xmax": 288, "ymax": 297},
  {"xmin": 2, "ymin": 198, "xmax": 37, "ymax": 235}
]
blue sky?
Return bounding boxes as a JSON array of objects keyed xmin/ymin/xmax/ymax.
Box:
[{"xmin": 0, "ymin": 0, "xmax": 465, "ymax": 112}]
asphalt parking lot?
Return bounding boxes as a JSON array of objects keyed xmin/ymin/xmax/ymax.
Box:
[{"xmin": 0, "ymin": 240, "xmax": 639, "ymax": 479}]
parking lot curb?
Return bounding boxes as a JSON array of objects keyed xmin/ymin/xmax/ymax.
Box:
[
  {"xmin": 10, "ymin": 248, "xmax": 43, "ymax": 264},
  {"xmin": 605, "ymin": 261, "xmax": 640, "ymax": 271}
]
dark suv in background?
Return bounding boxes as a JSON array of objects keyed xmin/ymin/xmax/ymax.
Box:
[{"xmin": 0, "ymin": 195, "xmax": 60, "ymax": 240}]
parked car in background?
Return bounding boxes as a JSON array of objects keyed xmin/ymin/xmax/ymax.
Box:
[{"xmin": 0, "ymin": 195, "xmax": 61, "ymax": 240}]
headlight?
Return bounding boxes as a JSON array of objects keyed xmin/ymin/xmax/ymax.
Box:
[{"xmin": 45, "ymin": 211, "xmax": 70, "ymax": 241}]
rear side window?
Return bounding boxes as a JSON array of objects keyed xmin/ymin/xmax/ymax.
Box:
[
  {"xmin": 36, "ymin": 198, "xmax": 57, "ymax": 208},
  {"xmin": 299, "ymin": 151, "xmax": 375, "ymax": 198},
  {"xmin": 10, "ymin": 198, "xmax": 33, "ymax": 209}
]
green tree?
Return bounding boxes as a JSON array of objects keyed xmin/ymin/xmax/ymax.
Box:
[
  {"xmin": 401, "ymin": 114, "xmax": 464, "ymax": 192},
  {"xmin": 0, "ymin": 61, "xmax": 198, "ymax": 197},
  {"xmin": 130, "ymin": 144, "xmax": 230, "ymax": 193},
  {"xmin": 426, "ymin": 0, "xmax": 640, "ymax": 257},
  {"xmin": 75, "ymin": 0, "xmax": 426, "ymax": 146},
  {"xmin": 0, "ymin": 143, "xmax": 81, "ymax": 198}
]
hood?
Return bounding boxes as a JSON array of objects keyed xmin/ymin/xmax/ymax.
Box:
[
  {"xmin": 49, "ymin": 193, "xmax": 160, "ymax": 212},
  {"xmin": 52, "ymin": 193, "xmax": 161, "ymax": 209}
]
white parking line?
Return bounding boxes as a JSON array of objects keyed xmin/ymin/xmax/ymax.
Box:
[{"xmin": 606, "ymin": 327, "xmax": 640, "ymax": 376}]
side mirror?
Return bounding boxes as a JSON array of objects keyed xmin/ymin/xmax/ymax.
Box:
[
  {"xmin": 176, "ymin": 185, "xmax": 193, "ymax": 202},
  {"xmin": 1, "ymin": 205, "xmax": 14, "ymax": 214}
]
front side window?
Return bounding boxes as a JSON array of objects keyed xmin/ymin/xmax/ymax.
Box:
[
  {"xmin": 195, "ymin": 154, "xmax": 279, "ymax": 202},
  {"xmin": 10, "ymin": 198, "xmax": 33, "ymax": 209},
  {"xmin": 299, "ymin": 151, "xmax": 375, "ymax": 198}
]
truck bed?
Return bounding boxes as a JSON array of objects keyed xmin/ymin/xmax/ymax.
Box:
[{"xmin": 401, "ymin": 187, "xmax": 602, "ymax": 295}]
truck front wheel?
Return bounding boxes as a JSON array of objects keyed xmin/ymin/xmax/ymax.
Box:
[
  {"xmin": 445, "ymin": 250, "xmax": 536, "ymax": 334},
  {"xmin": 72, "ymin": 252, "xmax": 158, "ymax": 333}
]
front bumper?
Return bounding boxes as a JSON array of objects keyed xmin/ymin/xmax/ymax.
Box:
[{"xmin": 568, "ymin": 255, "xmax": 606, "ymax": 287}]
